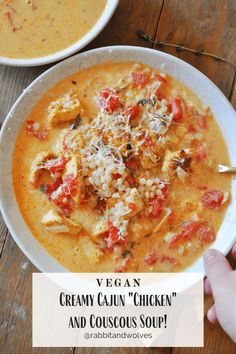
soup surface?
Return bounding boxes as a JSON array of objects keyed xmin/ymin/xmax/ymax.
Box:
[
  {"xmin": 13, "ymin": 61, "xmax": 231, "ymax": 272},
  {"xmin": 0, "ymin": 0, "xmax": 106, "ymax": 59}
]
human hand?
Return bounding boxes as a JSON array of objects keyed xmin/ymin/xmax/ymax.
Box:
[{"xmin": 204, "ymin": 244, "xmax": 236, "ymax": 342}]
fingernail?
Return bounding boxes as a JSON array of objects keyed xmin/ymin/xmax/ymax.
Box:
[
  {"xmin": 232, "ymin": 247, "xmax": 236, "ymax": 258},
  {"xmin": 204, "ymin": 249, "xmax": 220, "ymax": 261}
]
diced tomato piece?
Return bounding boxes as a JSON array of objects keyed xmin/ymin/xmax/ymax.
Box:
[
  {"xmin": 144, "ymin": 250, "xmax": 158, "ymax": 265},
  {"xmin": 131, "ymin": 71, "xmax": 149, "ymax": 88},
  {"xmin": 43, "ymin": 157, "xmax": 68, "ymax": 174},
  {"xmin": 168, "ymin": 221, "xmax": 200, "ymax": 248},
  {"xmin": 155, "ymin": 74, "xmax": 168, "ymax": 84},
  {"xmin": 125, "ymin": 174, "xmax": 136, "ymax": 187},
  {"xmin": 197, "ymin": 115, "xmax": 207, "ymax": 130},
  {"xmin": 46, "ymin": 174, "xmax": 77, "ymax": 214},
  {"xmin": 201, "ymin": 189, "xmax": 224, "ymax": 209},
  {"xmin": 160, "ymin": 183, "xmax": 169, "ymax": 201},
  {"xmin": 181, "ymin": 220, "xmax": 201, "ymax": 239},
  {"xmin": 25, "ymin": 120, "xmax": 48, "ymax": 141},
  {"xmin": 45, "ymin": 177, "xmax": 63, "ymax": 196},
  {"xmin": 195, "ymin": 142, "xmax": 207, "ymax": 161},
  {"xmin": 169, "ymin": 97, "xmax": 183, "ymax": 122},
  {"xmin": 122, "ymin": 105, "xmax": 140, "ymax": 120},
  {"xmin": 98, "ymin": 88, "xmax": 119, "ymax": 113},
  {"xmin": 198, "ymin": 224, "xmax": 216, "ymax": 244},
  {"xmin": 167, "ymin": 233, "xmax": 183, "ymax": 249},
  {"xmin": 126, "ymin": 157, "xmax": 137, "ymax": 170},
  {"xmin": 161, "ymin": 255, "xmax": 178, "ymax": 265},
  {"xmin": 128, "ymin": 203, "xmax": 136, "ymax": 211},
  {"xmin": 112, "ymin": 173, "xmax": 122, "ymax": 180},
  {"xmin": 144, "ymin": 136, "xmax": 155, "ymax": 148},
  {"xmin": 149, "ymin": 197, "xmax": 162, "ymax": 218},
  {"xmin": 155, "ymin": 85, "xmax": 168, "ymax": 101},
  {"xmin": 62, "ymin": 173, "xmax": 77, "ymax": 196},
  {"xmin": 105, "ymin": 222, "xmax": 124, "ymax": 249},
  {"xmin": 188, "ymin": 124, "xmax": 197, "ymax": 133}
]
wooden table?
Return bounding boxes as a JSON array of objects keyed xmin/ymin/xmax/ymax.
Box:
[{"xmin": 0, "ymin": 1, "xmax": 235, "ymax": 353}]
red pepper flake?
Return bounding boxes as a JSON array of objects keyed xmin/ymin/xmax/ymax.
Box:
[
  {"xmin": 144, "ymin": 250, "xmax": 158, "ymax": 265},
  {"xmin": 4, "ymin": 11, "xmax": 21, "ymax": 32}
]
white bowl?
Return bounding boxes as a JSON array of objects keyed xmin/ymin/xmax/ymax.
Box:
[
  {"xmin": 0, "ymin": 46, "xmax": 236, "ymax": 273},
  {"xmin": 0, "ymin": 0, "xmax": 118, "ymax": 67}
]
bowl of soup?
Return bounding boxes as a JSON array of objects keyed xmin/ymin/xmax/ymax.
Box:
[
  {"xmin": 0, "ymin": 46, "xmax": 236, "ymax": 273},
  {"xmin": 0, "ymin": 0, "xmax": 118, "ymax": 66}
]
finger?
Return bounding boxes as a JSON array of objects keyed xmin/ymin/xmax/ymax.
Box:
[
  {"xmin": 203, "ymin": 249, "xmax": 232, "ymax": 295},
  {"xmin": 231, "ymin": 243, "xmax": 236, "ymax": 259},
  {"xmin": 204, "ymin": 278, "xmax": 212, "ymax": 295},
  {"xmin": 207, "ymin": 305, "xmax": 218, "ymax": 325}
]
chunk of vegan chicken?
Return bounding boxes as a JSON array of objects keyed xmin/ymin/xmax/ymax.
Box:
[
  {"xmin": 79, "ymin": 236, "xmax": 103, "ymax": 265},
  {"xmin": 47, "ymin": 91, "xmax": 84, "ymax": 127},
  {"xmin": 41, "ymin": 210, "xmax": 81, "ymax": 234},
  {"xmin": 69, "ymin": 208, "xmax": 108, "ymax": 238},
  {"xmin": 63, "ymin": 156, "xmax": 84, "ymax": 204},
  {"xmin": 29, "ymin": 151, "xmax": 56, "ymax": 186},
  {"xmin": 53, "ymin": 129, "xmax": 85, "ymax": 155}
]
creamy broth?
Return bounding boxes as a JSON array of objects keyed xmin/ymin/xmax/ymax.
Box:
[
  {"xmin": 13, "ymin": 62, "xmax": 231, "ymax": 272},
  {"xmin": 0, "ymin": 0, "xmax": 106, "ymax": 59}
]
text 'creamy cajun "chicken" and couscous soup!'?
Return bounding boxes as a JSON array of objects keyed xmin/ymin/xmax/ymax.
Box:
[{"xmin": 13, "ymin": 62, "xmax": 231, "ymax": 272}]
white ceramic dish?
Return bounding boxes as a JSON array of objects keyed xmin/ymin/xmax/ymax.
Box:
[
  {"xmin": 0, "ymin": 46, "xmax": 236, "ymax": 273},
  {"xmin": 0, "ymin": 0, "xmax": 118, "ymax": 67}
]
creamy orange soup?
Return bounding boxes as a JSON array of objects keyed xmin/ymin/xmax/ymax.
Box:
[
  {"xmin": 0, "ymin": 0, "xmax": 106, "ymax": 59},
  {"xmin": 13, "ymin": 62, "xmax": 231, "ymax": 272}
]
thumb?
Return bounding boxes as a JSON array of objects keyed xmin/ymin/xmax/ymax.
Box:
[
  {"xmin": 207, "ymin": 304, "xmax": 218, "ymax": 325},
  {"xmin": 203, "ymin": 249, "xmax": 232, "ymax": 296}
]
